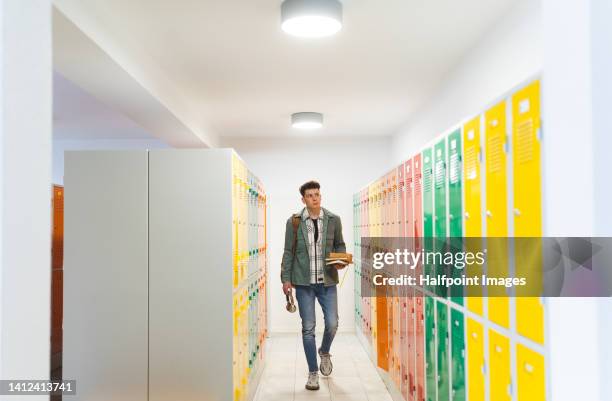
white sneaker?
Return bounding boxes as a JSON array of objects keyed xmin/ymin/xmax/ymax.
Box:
[
  {"xmin": 318, "ymin": 348, "xmax": 333, "ymax": 376},
  {"xmin": 305, "ymin": 371, "xmax": 320, "ymax": 390}
]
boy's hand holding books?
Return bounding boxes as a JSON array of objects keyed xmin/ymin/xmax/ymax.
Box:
[{"xmin": 325, "ymin": 252, "xmax": 353, "ymax": 269}]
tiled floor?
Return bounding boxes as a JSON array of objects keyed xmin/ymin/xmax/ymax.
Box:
[{"xmin": 254, "ymin": 333, "xmax": 394, "ymax": 401}]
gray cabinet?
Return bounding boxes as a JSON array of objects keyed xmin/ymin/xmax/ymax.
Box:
[{"xmin": 64, "ymin": 149, "xmax": 267, "ymax": 401}]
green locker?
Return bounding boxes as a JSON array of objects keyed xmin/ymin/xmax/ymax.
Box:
[
  {"xmin": 437, "ymin": 301, "xmax": 450, "ymax": 401},
  {"xmin": 434, "ymin": 139, "xmax": 446, "ymax": 238},
  {"xmin": 434, "ymin": 139, "xmax": 447, "ymax": 238},
  {"xmin": 434, "ymin": 139, "xmax": 448, "ymax": 298},
  {"xmin": 425, "ymin": 297, "xmax": 436, "ymax": 401},
  {"xmin": 447, "ymin": 130, "xmax": 463, "ymax": 305},
  {"xmin": 422, "ymin": 148, "xmax": 434, "ymax": 294},
  {"xmin": 450, "ymin": 308, "xmax": 466, "ymax": 401}
]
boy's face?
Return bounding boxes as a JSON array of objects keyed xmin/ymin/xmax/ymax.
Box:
[{"xmin": 302, "ymin": 188, "xmax": 321, "ymax": 209}]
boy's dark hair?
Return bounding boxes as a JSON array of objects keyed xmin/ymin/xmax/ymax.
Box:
[{"xmin": 300, "ymin": 180, "xmax": 320, "ymax": 197}]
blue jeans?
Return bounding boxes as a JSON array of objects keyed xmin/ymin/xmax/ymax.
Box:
[{"xmin": 295, "ymin": 284, "xmax": 339, "ymax": 373}]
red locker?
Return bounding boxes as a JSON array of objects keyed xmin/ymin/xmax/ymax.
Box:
[
  {"xmin": 398, "ymin": 161, "xmax": 408, "ymax": 399},
  {"xmin": 413, "ymin": 154, "xmax": 423, "ymax": 280},
  {"xmin": 401, "ymin": 289, "xmax": 409, "ymax": 400},
  {"xmin": 413, "ymin": 155, "xmax": 425, "ymax": 401},
  {"xmin": 415, "ymin": 290, "xmax": 425, "ymax": 401},
  {"xmin": 392, "ymin": 168, "xmax": 398, "ymax": 237},
  {"xmin": 405, "ymin": 159, "xmax": 414, "ymax": 238},
  {"xmin": 392, "ymin": 169, "xmax": 401, "ymax": 386},
  {"xmin": 398, "ymin": 163, "xmax": 406, "ymax": 238},
  {"xmin": 402, "ymin": 158, "xmax": 414, "ymax": 401}
]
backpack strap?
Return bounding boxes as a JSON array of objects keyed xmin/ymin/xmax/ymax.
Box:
[{"xmin": 291, "ymin": 214, "xmax": 301, "ymax": 257}]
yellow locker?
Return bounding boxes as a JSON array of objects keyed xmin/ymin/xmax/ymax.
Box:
[
  {"xmin": 233, "ymin": 294, "xmax": 240, "ymax": 401},
  {"xmin": 466, "ymin": 318, "xmax": 485, "ymax": 401},
  {"xmin": 516, "ymin": 344, "xmax": 545, "ymax": 401},
  {"xmin": 241, "ymin": 177, "xmax": 248, "ymax": 282},
  {"xmin": 489, "ymin": 329, "xmax": 511, "ymax": 401},
  {"xmin": 485, "ymin": 101, "xmax": 509, "ymax": 328},
  {"xmin": 241, "ymin": 287, "xmax": 248, "ymax": 396},
  {"xmin": 513, "ymin": 80, "xmax": 544, "ymax": 344},
  {"xmin": 516, "ymin": 297, "xmax": 544, "ymax": 344},
  {"xmin": 513, "ymin": 81, "xmax": 542, "ymax": 236},
  {"xmin": 463, "ymin": 116, "xmax": 484, "ymax": 316},
  {"xmin": 485, "ymin": 271, "xmax": 509, "ymax": 326},
  {"xmin": 232, "ymin": 164, "xmax": 239, "ymax": 288}
]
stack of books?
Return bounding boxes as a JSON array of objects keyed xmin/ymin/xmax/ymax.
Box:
[{"xmin": 325, "ymin": 252, "xmax": 353, "ymax": 269}]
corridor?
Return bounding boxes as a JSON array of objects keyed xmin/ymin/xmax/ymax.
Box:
[{"xmin": 255, "ymin": 333, "xmax": 394, "ymax": 401}]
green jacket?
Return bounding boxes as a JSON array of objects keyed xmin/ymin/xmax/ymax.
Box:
[{"xmin": 280, "ymin": 207, "xmax": 346, "ymax": 286}]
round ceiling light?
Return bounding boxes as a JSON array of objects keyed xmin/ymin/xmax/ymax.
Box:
[
  {"xmin": 291, "ymin": 112, "xmax": 323, "ymax": 129},
  {"xmin": 281, "ymin": 0, "xmax": 343, "ymax": 38}
]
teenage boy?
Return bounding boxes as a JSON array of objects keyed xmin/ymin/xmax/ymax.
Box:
[{"xmin": 281, "ymin": 180, "xmax": 346, "ymax": 390}]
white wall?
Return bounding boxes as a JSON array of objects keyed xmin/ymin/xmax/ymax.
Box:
[
  {"xmin": 1, "ymin": 0, "xmax": 51, "ymax": 392},
  {"xmin": 221, "ymin": 136, "xmax": 391, "ymax": 333},
  {"xmin": 541, "ymin": 1, "xmax": 612, "ymax": 400},
  {"xmin": 592, "ymin": 1, "xmax": 612, "ymax": 398},
  {"xmin": 53, "ymin": 138, "xmax": 169, "ymax": 184},
  {"xmin": 391, "ymin": 0, "xmax": 542, "ymax": 164}
]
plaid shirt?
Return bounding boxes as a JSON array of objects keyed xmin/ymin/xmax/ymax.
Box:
[{"xmin": 301, "ymin": 208, "xmax": 325, "ymax": 284}]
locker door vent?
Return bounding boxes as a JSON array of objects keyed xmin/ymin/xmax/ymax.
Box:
[
  {"xmin": 465, "ymin": 145, "xmax": 478, "ymax": 180},
  {"xmin": 516, "ymin": 119, "xmax": 534, "ymax": 164},
  {"xmin": 487, "ymin": 135, "xmax": 504, "ymax": 173},
  {"xmin": 435, "ymin": 160, "xmax": 445, "ymax": 189},
  {"xmin": 423, "ymin": 169, "xmax": 432, "ymax": 193},
  {"xmin": 449, "ymin": 152, "xmax": 460, "ymax": 184}
]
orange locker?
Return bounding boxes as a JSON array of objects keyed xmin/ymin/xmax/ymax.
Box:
[
  {"xmin": 51, "ymin": 185, "xmax": 64, "ymax": 379},
  {"xmin": 406, "ymin": 293, "xmax": 416, "ymax": 401},
  {"xmin": 377, "ymin": 282, "xmax": 389, "ymax": 371}
]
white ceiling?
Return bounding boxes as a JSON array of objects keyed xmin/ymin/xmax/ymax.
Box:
[
  {"xmin": 54, "ymin": 0, "xmax": 517, "ymax": 140},
  {"xmin": 53, "ymin": 72, "xmax": 156, "ymax": 139}
]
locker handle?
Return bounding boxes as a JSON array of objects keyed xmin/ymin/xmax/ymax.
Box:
[
  {"xmin": 524, "ymin": 362, "xmax": 534, "ymax": 373},
  {"xmin": 514, "ymin": 208, "xmax": 521, "ymax": 216},
  {"xmin": 486, "ymin": 210, "xmax": 492, "ymax": 218},
  {"xmin": 464, "ymin": 212, "xmax": 470, "ymax": 219}
]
